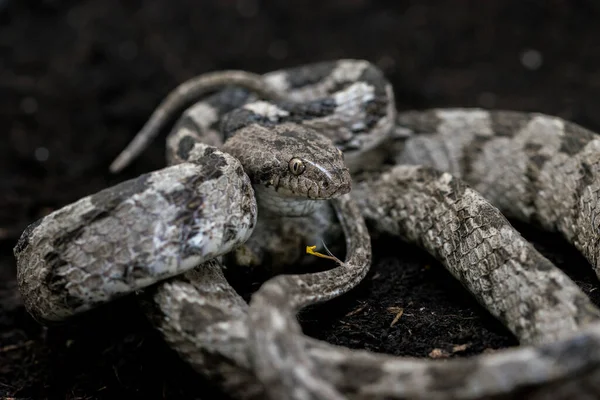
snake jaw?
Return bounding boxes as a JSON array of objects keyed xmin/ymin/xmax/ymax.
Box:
[{"xmin": 253, "ymin": 184, "xmax": 327, "ymax": 217}]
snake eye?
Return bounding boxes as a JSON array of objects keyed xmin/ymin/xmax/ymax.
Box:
[{"xmin": 288, "ymin": 157, "xmax": 306, "ymax": 176}]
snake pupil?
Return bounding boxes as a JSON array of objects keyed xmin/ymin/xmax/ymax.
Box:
[{"xmin": 288, "ymin": 158, "xmax": 305, "ymax": 176}]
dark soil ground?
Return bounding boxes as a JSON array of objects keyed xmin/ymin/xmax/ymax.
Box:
[{"xmin": 2, "ymin": 1, "xmax": 600, "ymax": 399}]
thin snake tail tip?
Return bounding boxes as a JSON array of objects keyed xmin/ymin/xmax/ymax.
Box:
[{"xmin": 108, "ymin": 157, "xmax": 126, "ymax": 174}]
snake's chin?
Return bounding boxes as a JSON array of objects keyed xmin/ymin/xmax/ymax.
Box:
[{"xmin": 254, "ymin": 184, "xmax": 328, "ymax": 217}]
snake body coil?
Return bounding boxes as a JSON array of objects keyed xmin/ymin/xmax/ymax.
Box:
[{"xmin": 14, "ymin": 60, "xmax": 600, "ymax": 399}]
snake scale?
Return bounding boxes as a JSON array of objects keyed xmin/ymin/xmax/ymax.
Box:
[{"xmin": 13, "ymin": 59, "xmax": 600, "ymax": 399}]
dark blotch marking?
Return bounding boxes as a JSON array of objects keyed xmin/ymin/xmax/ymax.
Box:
[
  {"xmin": 166, "ymin": 87, "xmax": 251, "ymax": 141},
  {"xmin": 413, "ymin": 166, "xmax": 444, "ymax": 183},
  {"xmin": 222, "ymin": 225, "xmax": 238, "ymax": 245},
  {"xmin": 522, "ymin": 141, "xmax": 549, "ymax": 225},
  {"xmin": 461, "ymin": 110, "xmax": 531, "ymax": 181},
  {"xmin": 285, "ymin": 61, "xmax": 337, "ymax": 89},
  {"xmin": 26, "ymin": 175, "xmax": 149, "ymax": 312},
  {"xmin": 358, "ymin": 63, "xmax": 388, "ymax": 98},
  {"xmin": 43, "ymin": 251, "xmax": 69, "ymax": 272},
  {"xmin": 528, "ymin": 252, "xmax": 560, "ymax": 274},
  {"xmin": 13, "ymin": 217, "xmax": 43, "ymax": 255},
  {"xmin": 397, "ymin": 110, "xmax": 442, "ymax": 135},
  {"xmin": 276, "ymin": 98, "xmax": 337, "ymax": 121},
  {"xmin": 255, "ymin": 169, "xmax": 274, "ymax": 185},
  {"xmin": 170, "ymin": 187, "xmax": 205, "ymax": 258},
  {"xmin": 43, "ymin": 251, "xmax": 84, "ymax": 311},
  {"xmin": 123, "ymin": 263, "xmax": 149, "ymax": 283},
  {"xmin": 358, "ymin": 65, "xmax": 392, "ymax": 131},
  {"xmin": 50, "ymin": 174, "xmax": 151, "ymax": 249},
  {"xmin": 178, "ymin": 300, "xmax": 230, "ymax": 336},
  {"xmin": 525, "ymin": 147, "xmax": 548, "ymax": 177},
  {"xmin": 476, "ymin": 203, "xmax": 511, "ymax": 231},
  {"xmin": 224, "ymin": 97, "xmax": 339, "ymax": 137},
  {"xmin": 177, "ymin": 135, "xmax": 197, "ymax": 161},
  {"xmin": 512, "ymin": 302, "xmax": 535, "ymax": 339},
  {"xmin": 89, "ymin": 173, "xmax": 151, "ymax": 211},
  {"xmin": 489, "ymin": 111, "xmax": 531, "ymax": 137},
  {"xmin": 205, "ymin": 87, "xmax": 254, "ymax": 132},
  {"xmin": 560, "ymin": 121, "xmax": 597, "ymax": 156},
  {"xmin": 205, "ymin": 86, "xmax": 253, "ymax": 111},
  {"xmin": 535, "ymin": 274, "xmax": 571, "ymax": 318},
  {"xmin": 40, "ymin": 175, "xmax": 152, "ymax": 303},
  {"xmin": 51, "ymin": 224, "xmax": 86, "ymax": 251},
  {"xmin": 199, "ymin": 146, "xmax": 227, "ymax": 179},
  {"xmin": 187, "ymin": 146, "xmax": 228, "ymax": 181},
  {"xmin": 239, "ymin": 179, "xmax": 256, "ymax": 229},
  {"xmin": 578, "ymin": 162, "xmax": 595, "ymax": 197},
  {"xmin": 538, "ymin": 331, "xmax": 600, "ymax": 369},
  {"xmin": 524, "ymin": 142, "xmax": 542, "ymax": 153},
  {"xmin": 543, "ymin": 277, "xmax": 563, "ymax": 307},
  {"xmin": 461, "ymin": 135, "xmax": 493, "ymax": 181},
  {"xmin": 163, "ymin": 151, "xmax": 240, "ymax": 257},
  {"xmin": 221, "ymin": 108, "xmax": 274, "ymax": 139},
  {"xmin": 172, "ymin": 113, "xmax": 205, "ymax": 137},
  {"xmin": 529, "ymin": 154, "xmax": 548, "ymax": 170},
  {"xmin": 572, "ymin": 161, "xmax": 595, "ymax": 225},
  {"xmin": 363, "ymin": 96, "xmax": 389, "ymax": 132},
  {"xmin": 203, "ymin": 146, "xmax": 216, "ymax": 156},
  {"xmin": 235, "ymin": 165, "xmax": 245, "ymax": 177}
]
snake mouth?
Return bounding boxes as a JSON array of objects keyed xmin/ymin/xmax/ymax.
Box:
[
  {"xmin": 317, "ymin": 167, "xmax": 352, "ymax": 199},
  {"xmin": 254, "ymin": 166, "xmax": 350, "ymax": 216},
  {"xmin": 264, "ymin": 165, "xmax": 352, "ymax": 201},
  {"xmin": 297, "ymin": 176, "xmax": 351, "ymax": 200},
  {"xmin": 312, "ymin": 180, "xmax": 350, "ymax": 200}
]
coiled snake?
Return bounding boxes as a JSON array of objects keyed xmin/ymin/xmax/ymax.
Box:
[{"xmin": 13, "ymin": 60, "xmax": 600, "ymax": 399}]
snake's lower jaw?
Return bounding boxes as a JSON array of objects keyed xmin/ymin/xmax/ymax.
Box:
[
  {"xmin": 254, "ymin": 184, "xmax": 328, "ymax": 217},
  {"xmin": 334, "ymin": 180, "xmax": 351, "ymax": 197}
]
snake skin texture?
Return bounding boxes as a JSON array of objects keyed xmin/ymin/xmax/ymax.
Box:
[
  {"xmin": 13, "ymin": 59, "xmax": 600, "ymax": 399},
  {"xmin": 14, "ymin": 144, "xmax": 257, "ymax": 323}
]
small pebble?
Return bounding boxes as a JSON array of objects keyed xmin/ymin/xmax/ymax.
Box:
[
  {"xmin": 520, "ymin": 49, "xmax": 543, "ymax": 70},
  {"xmin": 34, "ymin": 147, "xmax": 50, "ymax": 162}
]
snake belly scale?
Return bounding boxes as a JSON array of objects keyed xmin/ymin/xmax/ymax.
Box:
[{"xmin": 13, "ymin": 59, "xmax": 600, "ymax": 399}]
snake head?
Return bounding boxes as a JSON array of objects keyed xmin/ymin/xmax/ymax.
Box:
[{"xmin": 222, "ymin": 121, "xmax": 351, "ymax": 216}]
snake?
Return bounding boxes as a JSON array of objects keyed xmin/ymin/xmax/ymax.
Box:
[{"xmin": 12, "ymin": 59, "xmax": 600, "ymax": 399}]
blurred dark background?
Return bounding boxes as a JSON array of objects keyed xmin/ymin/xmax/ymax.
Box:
[{"xmin": 1, "ymin": 1, "xmax": 600, "ymax": 399}]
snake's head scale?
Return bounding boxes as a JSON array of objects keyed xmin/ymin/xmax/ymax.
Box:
[{"xmin": 222, "ymin": 121, "xmax": 351, "ymax": 217}]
